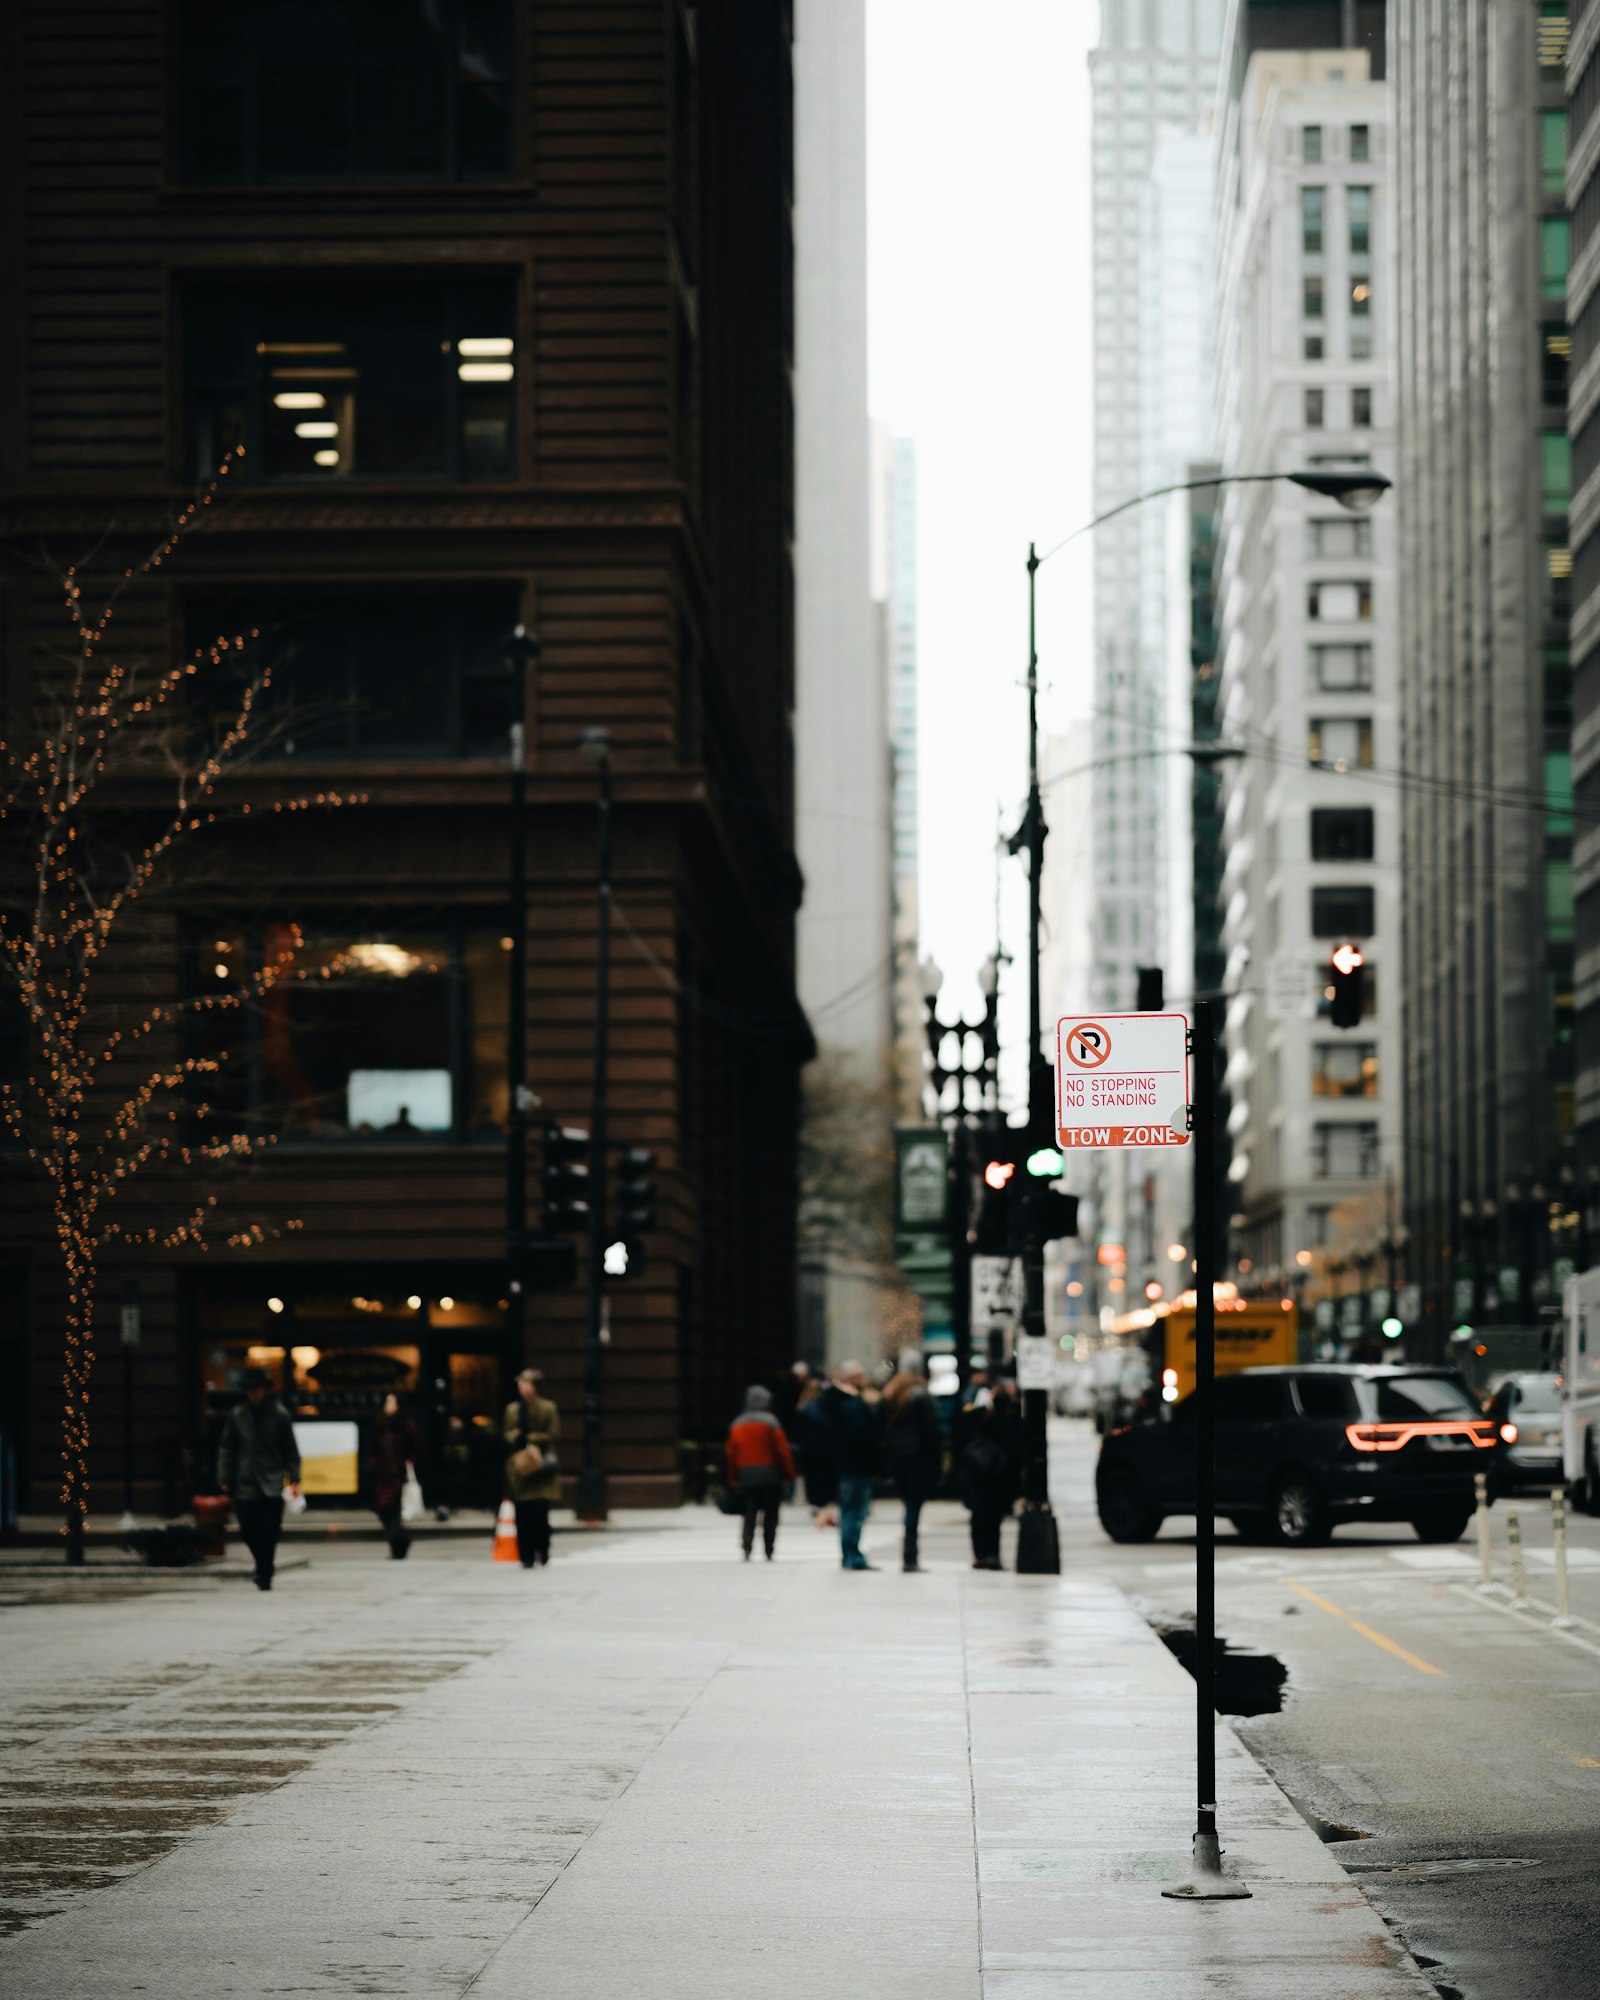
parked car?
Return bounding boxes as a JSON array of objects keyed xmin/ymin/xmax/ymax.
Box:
[
  {"xmin": 1095, "ymin": 1364, "xmax": 1496, "ymax": 1548},
  {"xmin": 1483, "ymin": 1371, "xmax": 1564, "ymax": 1493}
]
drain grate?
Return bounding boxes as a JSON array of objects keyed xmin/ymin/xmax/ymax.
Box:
[{"xmin": 1345, "ymin": 1857, "xmax": 1542, "ymax": 1882}]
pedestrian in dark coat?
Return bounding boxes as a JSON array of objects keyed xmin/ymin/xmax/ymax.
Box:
[
  {"xmin": 502, "ymin": 1367, "xmax": 560, "ymax": 1567},
  {"xmin": 369, "ymin": 1392, "xmax": 423, "ymax": 1559},
  {"xmin": 821, "ymin": 1362, "xmax": 882, "ymax": 1570},
  {"xmin": 217, "ymin": 1367, "xmax": 301, "ymax": 1591},
  {"xmin": 959, "ymin": 1380, "xmax": 1023, "ymax": 1571},
  {"xmin": 724, "ymin": 1385, "xmax": 798, "ymax": 1560},
  {"xmin": 881, "ymin": 1365, "xmax": 943, "ymax": 1572},
  {"xmin": 790, "ymin": 1373, "xmax": 838, "ymax": 1521}
]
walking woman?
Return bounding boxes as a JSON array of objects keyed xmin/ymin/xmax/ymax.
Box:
[
  {"xmin": 725, "ymin": 1385, "xmax": 797, "ymax": 1561},
  {"xmin": 959, "ymin": 1379, "xmax": 1024, "ymax": 1570},
  {"xmin": 502, "ymin": 1367, "xmax": 561, "ymax": 1567},
  {"xmin": 369, "ymin": 1392, "xmax": 423, "ymax": 1560},
  {"xmin": 881, "ymin": 1363, "xmax": 943, "ymax": 1572}
]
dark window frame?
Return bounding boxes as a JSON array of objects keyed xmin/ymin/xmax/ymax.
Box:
[
  {"xmin": 1311, "ymin": 884, "xmax": 1376, "ymax": 938},
  {"xmin": 1310, "ymin": 806, "xmax": 1376, "ymax": 860},
  {"xmin": 175, "ymin": 0, "xmax": 518, "ymax": 188}
]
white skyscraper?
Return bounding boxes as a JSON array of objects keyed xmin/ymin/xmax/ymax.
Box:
[
  {"xmin": 871, "ymin": 426, "xmax": 922, "ymax": 1120},
  {"xmin": 1211, "ymin": 45, "xmax": 1398, "ymax": 1293}
]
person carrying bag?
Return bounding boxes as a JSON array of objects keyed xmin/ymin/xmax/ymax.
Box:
[{"xmin": 502, "ymin": 1367, "xmax": 561, "ymax": 1568}]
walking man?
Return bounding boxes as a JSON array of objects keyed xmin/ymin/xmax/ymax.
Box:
[
  {"xmin": 724, "ymin": 1385, "xmax": 797, "ymax": 1560},
  {"xmin": 217, "ymin": 1366, "xmax": 301, "ymax": 1591},
  {"xmin": 822, "ymin": 1361, "xmax": 881, "ymax": 1571},
  {"xmin": 502, "ymin": 1367, "xmax": 560, "ymax": 1567}
]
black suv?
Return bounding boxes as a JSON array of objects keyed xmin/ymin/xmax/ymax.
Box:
[{"xmin": 1095, "ymin": 1365, "xmax": 1494, "ymax": 1548}]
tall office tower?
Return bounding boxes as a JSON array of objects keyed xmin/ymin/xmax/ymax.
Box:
[
  {"xmin": 871, "ymin": 427, "xmax": 922, "ymax": 1122},
  {"xmin": 1568, "ymin": 4, "xmax": 1600, "ymax": 1236},
  {"xmin": 1212, "ymin": 34, "xmax": 1399, "ymax": 1295},
  {"xmin": 1393, "ymin": 0, "xmax": 1577, "ymax": 1336},
  {"xmin": 1086, "ymin": 2, "xmax": 1223, "ymax": 1307},
  {"xmin": 793, "ymin": 0, "xmax": 891, "ymax": 1365}
]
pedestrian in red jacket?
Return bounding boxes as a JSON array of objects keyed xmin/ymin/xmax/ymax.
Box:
[{"xmin": 725, "ymin": 1385, "xmax": 797, "ymax": 1560}]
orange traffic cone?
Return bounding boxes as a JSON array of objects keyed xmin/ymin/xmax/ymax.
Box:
[{"xmin": 492, "ymin": 1500, "xmax": 521, "ymax": 1564}]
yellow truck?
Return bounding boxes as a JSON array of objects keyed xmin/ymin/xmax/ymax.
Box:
[{"xmin": 1117, "ymin": 1291, "xmax": 1300, "ymax": 1404}]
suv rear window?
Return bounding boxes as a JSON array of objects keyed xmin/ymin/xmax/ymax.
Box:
[
  {"xmin": 1369, "ymin": 1375, "xmax": 1480, "ymax": 1421},
  {"xmin": 1294, "ymin": 1375, "xmax": 1357, "ymax": 1420}
]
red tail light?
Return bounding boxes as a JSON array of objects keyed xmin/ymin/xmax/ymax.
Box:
[{"xmin": 1345, "ymin": 1419, "xmax": 1497, "ymax": 1453}]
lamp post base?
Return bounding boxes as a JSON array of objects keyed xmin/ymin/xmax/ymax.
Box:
[
  {"xmin": 1162, "ymin": 1831, "xmax": 1252, "ymax": 1900},
  {"xmin": 574, "ymin": 1469, "xmax": 609, "ymax": 1524},
  {"xmin": 1014, "ymin": 1503, "xmax": 1060, "ymax": 1575}
]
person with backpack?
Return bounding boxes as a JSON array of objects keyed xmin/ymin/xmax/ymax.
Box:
[
  {"xmin": 724, "ymin": 1385, "xmax": 798, "ymax": 1560},
  {"xmin": 881, "ymin": 1362, "xmax": 943, "ymax": 1572},
  {"xmin": 959, "ymin": 1379, "xmax": 1023, "ymax": 1570}
]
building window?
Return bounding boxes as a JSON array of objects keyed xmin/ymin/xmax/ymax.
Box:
[
  {"xmin": 1350, "ymin": 323, "xmax": 1373, "ymax": 361},
  {"xmin": 186, "ymin": 278, "xmax": 515, "ymax": 483},
  {"xmin": 1543, "ymin": 430, "xmax": 1572, "ymax": 512},
  {"xmin": 1542, "ymin": 109, "xmax": 1568, "ymax": 195},
  {"xmin": 1538, "ymin": 5, "xmax": 1570, "ymax": 70},
  {"xmin": 1311, "ymin": 885, "xmax": 1375, "ymax": 937},
  {"xmin": 1350, "ymin": 278, "xmax": 1372, "ymax": 318},
  {"xmin": 178, "ymin": 0, "xmax": 514, "ymax": 185},
  {"xmin": 1303, "ymin": 125, "xmax": 1323, "ymax": 163},
  {"xmin": 1547, "ymin": 542, "xmax": 1573, "ymax": 623},
  {"xmin": 1313, "ymin": 1042, "xmax": 1378, "ymax": 1098},
  {"xmin": 187, "ymin": 592, "xmax": 516, "ymax": 761},
  {"xmin": 1545, "ymin": 329, "xmax": 1572, "ymax": 403},
  {"xmin": 1351, "ymin": 386, "xmax": 1372, "ymax": 427},
  {"xmin": 1347, "ymin": 186, "xmax": 1371, "ymax": 258},
  {"xmin": 1305, "ymin": 334, "xmax": 1325, "ymax": 361},
  {"xmin": 1310, "ymin": 806, "xmax": 1375, "ymax": 860},
  {"xmin": 1309, "ymin": 717, "xmax": 1373, "ymax": 769},
  {"xmin": 1303, "ymin": 276, "xmax": 1324, "ymax": 320},
  {"xmin": 1350, "ymin": 123, "xmax": 1370, "ymax": 162},
  {"xmin": 1301, "ymin": 186, "xmax": 1325, "ymax": 254},
  {"xmin": 1312, "ymin": 1122, "xmax": 1380, "ymax": 1179},
  {"xmin": 1311, "ymin": 643, "xmax": 1373, "ymax": 691},
  {"xmin": 1310, "ymin": 517, "xmax": 1372, "ymax": 559},
  {"xmin": 1305, "ymin": 388, "xmax": 1325, "ymax": 428},
  {"xmin": 1308, "ymin": 580, "xmax": 1373, "ymax": 621},
  {"xmin": 192, "ymin": 918, "xmax": 511, "ymax": 1143},
  {"xmin": 1542, "ymin": 217, "xmax": 1570, "ymax": 299}
]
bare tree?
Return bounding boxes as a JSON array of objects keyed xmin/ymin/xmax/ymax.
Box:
[{"xmin": 0, "ymin": 454, "xmax": 355, "ymax": 1560}]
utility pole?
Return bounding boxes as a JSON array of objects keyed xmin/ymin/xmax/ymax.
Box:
[
  {"xmin": 1010, "ymin": 543, "xmax": 1061, "ymax": 1575},
  {"xmin": 502, "ymin": 625, "xmax": 540, "ymax": 1388},
  {"xmin": 576, "ymin": 726, "xmax": 614, "ymax": 1522}
]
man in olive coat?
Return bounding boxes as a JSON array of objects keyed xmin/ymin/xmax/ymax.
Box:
[
  {"xmin": 502, "ymin": 1367, "xmax": 560, "ymax": 1567},
  {"xmin": 218, "ymin": 1366, "xmax": 301, "ymax": 1590}
]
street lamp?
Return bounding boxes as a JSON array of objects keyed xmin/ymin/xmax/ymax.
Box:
[
  {"xmin": 922, "ymin": 954, "xmax": 1003, "ymax": 1396},
  {"xmin": 576, "ymin": 724, "xmax": 614, "ymax": 1523},
  {"xmin": 1020, "ymin": 461, "xmax": 1394, "ymax": 1897}
]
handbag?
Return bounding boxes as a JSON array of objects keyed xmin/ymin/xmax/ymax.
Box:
[
  {"xmin": 399, "ymin": 1464, "xmax": 424, "ymax": 1523},
  {"xmin": 715, "ymin": 1485, "xmax": 745, "ymax": 1516},
  {"xmin": 509, "ymin": 1441, "xmax": 544, "ymax": 1480}
]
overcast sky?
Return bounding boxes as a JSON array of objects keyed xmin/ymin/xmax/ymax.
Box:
[{"xmin": 866, "ymin": 1, "xmax": 1097, "ymax": 1101}]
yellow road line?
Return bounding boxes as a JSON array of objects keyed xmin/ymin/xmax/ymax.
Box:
[
  {"xmin": 1284, "ymin": 1578, "xmax": 1449, "ymax": 1678},
  {"xmin": 1546, "ymin": 1740, "xmax": 1600, "ymax": 1770}
]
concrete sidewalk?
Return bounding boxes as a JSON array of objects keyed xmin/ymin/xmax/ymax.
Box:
[{"xmin": 2, "ymin": 1501, "xmax": 1431, "ymax": 1998}]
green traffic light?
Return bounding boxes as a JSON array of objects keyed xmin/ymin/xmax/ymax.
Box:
[
  {"xmin": 1026, "ymin": 1147, "xmax": 1064, "ymax": 1178},
  {"xmin": 1381, "ymin": 1316, "xmax": 1402, "ymax": 1338}
]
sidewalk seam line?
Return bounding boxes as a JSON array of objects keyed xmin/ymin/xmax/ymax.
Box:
[{"xmin": 958, "ymin": 1576, "xmax": 985, "ymax": 1994}]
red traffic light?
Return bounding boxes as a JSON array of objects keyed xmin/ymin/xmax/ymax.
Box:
[
  {"xmin": 984, "ymin": 1160, "xmax": 1016, "ymax": 1191},
  {"xmin": 1331, "ymin": 943, "xmax": 1364, "ymax": 977}
]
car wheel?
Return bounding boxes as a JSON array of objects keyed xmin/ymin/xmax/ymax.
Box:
[
  {"xmin": 1096, "ymin": 1466, "xmax": 1163, "ymax": 1543},
  {"xmin": 1411, "ymin": 1506, "xmax": 1472, "ymax": 1543},
  {"xmin": 1270, "ymin": 1470, "xmax": 1331, "ymax": 1547}
]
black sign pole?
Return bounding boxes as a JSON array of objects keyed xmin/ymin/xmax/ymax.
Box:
[{"xmin": 1163, "ymin": 997, "xmax": 1250, "ymax": 1900}]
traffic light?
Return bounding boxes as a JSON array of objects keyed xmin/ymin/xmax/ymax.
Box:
[
  {"xmin": 976, "ymin": 1142, "xmax": 1019, "ymax": 1254},
  {"xmin": 1328, "ymin": 943, "xmax": 1365, "ymax": 1029},
  {"xmin": 1026, "ymin": 1146, "xmax": 1065, "ymax": 1178},
  {"xmin": 605, "ymin": 1147, "xmax": 656, "ymax": 1279},
  {"xmin": 1136, "ymin": 966, "xmax": 1164, "ymax": 1012},
  {"xmin": 541, "ymin": 1126, "xmax": 590, "ymax": 1233},
  {"xmin": 1025, "ymin": 1184, "xmax": 1080, "ymax": 1245}
]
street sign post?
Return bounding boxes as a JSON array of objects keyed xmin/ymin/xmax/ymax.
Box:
[
  {"xmin": 971, "ymin": 1254, "xmax": 1025, "ymax": 1329},
  {"xmin": 1265, "ymin": 955, "xmax": 1318, "ymax": 1021},
  {"xmin": 1056, "ymin": 1013, "xmax": 1191, "ymax": 1151},
  {"xmin": 1015, "ymin": 1335, "xmax": 1053, "ymax": 1391}
]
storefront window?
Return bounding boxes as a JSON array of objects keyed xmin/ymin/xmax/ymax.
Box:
[{"xmin": 192, "ymin": 917, "xmax": 509, "ymax": 1142}]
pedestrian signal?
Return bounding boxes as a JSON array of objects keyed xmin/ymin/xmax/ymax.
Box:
[{"xmin": 541, "ymin": 1125, "xmax": 590, "ymax": 1232}]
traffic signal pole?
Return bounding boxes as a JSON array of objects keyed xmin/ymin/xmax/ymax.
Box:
[
  {"xmin": 502, "ymin": 627, "xmax": 540, "ymax": 1383},
  {"xmin": 1014, "ymin": 544, "xmax": 1061, "ymax": 1576},
  {"xmin": 1163, "ymin": 996, "xmax": 1249, "ymax": 1900},
  {"xmin": 577, "ymin": 734, "xmax": 613, "ymax": 1523}
]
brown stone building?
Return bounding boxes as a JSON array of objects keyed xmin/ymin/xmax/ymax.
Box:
[{"xmin": 0, "ymin": 0, "xmax": 806, "ymax": 1514}]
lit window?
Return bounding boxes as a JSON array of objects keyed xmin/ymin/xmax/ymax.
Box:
[{"xmin": 1312, "ymin": 1042, "xmax": 1378, "ymax": 1097}]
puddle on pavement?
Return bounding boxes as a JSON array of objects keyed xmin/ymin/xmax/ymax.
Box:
[
  {"xmin": 1152, "ymin": 1622, "xmax": 1289, "ymax": 1715},
  {"xmin": 0, "ymin": 1647, "xmax": 481, "ymax": 1939}
]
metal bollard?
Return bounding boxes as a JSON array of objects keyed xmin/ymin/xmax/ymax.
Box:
[
  {"xmin": 1553, "ymin": 1488, "xmax": 1576, "ymax": 1629},
  {"xmin": 1475, "ymin": 1472, "xmax": 1494, "ymax": 1590},
  {"xmin": 1507, "ymin": 1506, "xmax": 1530, "ymax": 1608}
]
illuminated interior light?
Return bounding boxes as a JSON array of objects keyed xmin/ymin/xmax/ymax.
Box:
[
  {"xmin": 313, "ymin": 450, "xmax": 340, "ymax": 467},
  {"xmin": 407, "ymin": 1294, "xmax": 423, "ymax": 1311},
  {"xmin": 294, "ymin": 421, "xmax": 339, "ymax": 439},
  {"xmin": 458, "ymin": 337, "xmax": 514, "ymax": 357},
  {"xmin": 438, "ymin": 1295, "xmax": 455, "ymax": 1311},
  {"xmin": 273, "ymin": 391, "xmax": 327, "ymax": 410},
  {"xmin": 457, "ymin": 361, "xmax": 514, "ymax": 383},
  {"xmin": 266, "ymin": 1298, "xmax": 285, "ymax": 1315}
]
